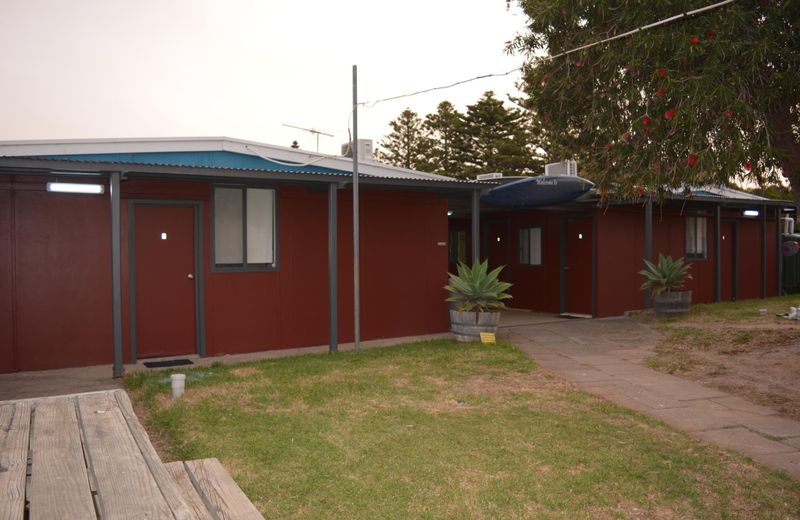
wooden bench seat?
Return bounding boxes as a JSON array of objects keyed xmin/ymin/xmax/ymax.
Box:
[
  {"xmin": 166, "ymin": 459, "xmax": 264, "ymax": 520},
  {"xmin": 0, "ymin": 389, "xmax": 263, "ymax": 520}
]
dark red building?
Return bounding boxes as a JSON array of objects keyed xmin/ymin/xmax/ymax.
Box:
[
  {"xmin": 450, "ymin": 185, "xmax": 787, "ymax": 318},
  {"xmin": 0, "ymin": 138, "xmax": 484, "ymax": 375}
]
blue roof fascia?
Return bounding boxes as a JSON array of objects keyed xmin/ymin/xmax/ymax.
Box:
[{"xmin": 31, "ymin": 150, "xmax": 349, "ymax": 176}]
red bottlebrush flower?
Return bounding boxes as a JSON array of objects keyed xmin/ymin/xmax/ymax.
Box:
[
  {"xmin": 706, "ymin": 31, "xmax": 715, "ymax": 40},
  {"xmin": 724, "ymin": 107, "xmax": 734, "ymax": 118},
  {"xmin": 635, "ymin": 185, "xmax": 645, "ymax": 197},
  {"xmin": 655, "ymin": 86, "xmax": 666, "ymax": 97},
  {"xmin": 575, "ymin": 61, "xmax": 582, "ymax": 67},
  {"xmin": 687, "ymin": 154, "xmax": 698, "ymax": 167},
  {"xmin": 604, "ymin": 143, "xmax": 612, "ymax": 150},
  {"xmin": 642, "ymin": 115, "xmax": 651, "ymax": 126},
  {"xmin": 664, "ymin": 108, "xmax": 676, "ymax": 120},
  {"xmin": 657, "ymin": 67, "xmax": 666, "ymax": 77},
  {"xmin": 744, "ymin": 161, "xmax": 753, "ymax": 171},
  {"xmin": 690, "ymin": 36, "xmax": 700, "ymax": 45}
]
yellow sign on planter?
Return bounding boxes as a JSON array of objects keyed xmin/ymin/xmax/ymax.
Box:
[{"xmin": 479, "ymin": 332, "xmax": 496, "ymax": 344}]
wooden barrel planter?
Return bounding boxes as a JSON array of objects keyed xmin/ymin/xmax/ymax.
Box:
[
  {"xmin": 449, "ymin": 310, "xmax": 501, "ymax": 342},
  {"xmin": 653, "ymin": 290, "xmax": 692, "ymax": 316}
]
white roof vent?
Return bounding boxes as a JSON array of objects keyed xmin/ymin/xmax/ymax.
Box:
[
  {"xmin": 545, "ymin": 160, "xmax": 578, "ymax": 177},
  {"xmin": 476, "ymin": 172, "xmax": 504, "ymax": 181}
]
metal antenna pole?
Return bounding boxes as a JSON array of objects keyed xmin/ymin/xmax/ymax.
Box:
[{"xmin": 352, "ymin": 65, "xmax": 361, "ymax": 352}]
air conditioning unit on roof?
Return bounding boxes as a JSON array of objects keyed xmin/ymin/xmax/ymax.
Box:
[{"xmin": 545, "ymin": 160, "xmax": 578, "ymax": 177}]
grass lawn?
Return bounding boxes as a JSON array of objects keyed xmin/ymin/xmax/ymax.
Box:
[
  {"xmin": 645, "ymin": 295, "xmax": 800, "ymax": 419},
  {"xmin": 126, "ymin": 340, "xmax": 800, "ymax": 519}
]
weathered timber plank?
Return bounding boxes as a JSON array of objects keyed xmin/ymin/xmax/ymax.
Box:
[
  {"xmin": 0, "ymin": 401, "xmax": 31, "ymax": 520},
  {"xmin": 164, "ymin": 462, "xmax": 215, "ymax": 520},
  {"xmin": 184, "ymin": 458, "xmax": 264, "ymax": 520},
  {"xmin": 29, "ymin": 397, "xmax": 95, "ymax": 520},
  {"xmin": 112, "ymin": 390, "xmax": 194, "ymax": 520},
  {"xmin": 77, "ymin": 391, "xmax": 175, "ymax": 520}
]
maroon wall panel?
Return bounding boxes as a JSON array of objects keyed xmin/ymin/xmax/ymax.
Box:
[
  {"xmin": 720, "ymin": 222, "xmax": 735, "ymax": 301},
  {"xmin": 14, "ymin": 182, "xmax": 113, "ymax": 370},
  {"xmin": 0, "ymin": 181, "xmax": 14, "ymax": 373}
]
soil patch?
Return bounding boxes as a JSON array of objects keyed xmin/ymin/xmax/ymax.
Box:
[{"xmin": 649, "ymin": 320, "xmax": 800, "ymax": 420}]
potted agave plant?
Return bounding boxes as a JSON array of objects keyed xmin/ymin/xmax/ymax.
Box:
[
  {"xmin": 639, "ymin": 254, "xmax": 693, "ymax": 315},
  {"xmin": 444, "ymin": 260, "xmax": 512, "ymax": 342}
]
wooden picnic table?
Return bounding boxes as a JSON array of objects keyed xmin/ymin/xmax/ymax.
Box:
[{"xmin": 0, "ymin": 389, "xmax": 263, "ymax": 520}]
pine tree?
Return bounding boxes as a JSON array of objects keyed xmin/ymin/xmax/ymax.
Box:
[
  {"xmin": 462, "ymin": 91, "xmax": 544, "ymax": 177},
  {"xmin": 376, "ymin": 109, "xmax": 433, "ymax": 171},
  {"xmin": 509, "ymin": 0, "xmax": 800, "ymax": 203},
  {"xmin": 424, "ymin": 101, "xmax": 471, "ymax": 178}
]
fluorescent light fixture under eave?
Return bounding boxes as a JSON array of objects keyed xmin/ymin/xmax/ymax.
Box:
[
  {"xmin": 46, "ymin": 182, "xmax": 105, "ymax": 194},
  {"xmin": 743, "ymin": 210, "xmax": 760, "ymax": 217}
]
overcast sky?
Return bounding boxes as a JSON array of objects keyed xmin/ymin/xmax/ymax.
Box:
[{"xmin": 0, "ymin": 0, "xmax": 527, "ymax": 156}]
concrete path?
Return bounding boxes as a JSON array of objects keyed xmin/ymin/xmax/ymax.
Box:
[{"xmin": 502, "ymin": 316, "xmax": 800, "ymax": 480}]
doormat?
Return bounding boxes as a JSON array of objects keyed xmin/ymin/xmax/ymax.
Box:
[{"xmin": 143, "ymin": 358, "xmax": 194, "ymax": 368}]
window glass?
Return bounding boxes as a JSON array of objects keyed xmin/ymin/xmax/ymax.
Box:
[
  {"xmin": 214, "ymin": 188, "xmax": 243, "ymax": 265},
  {"xmin": 246, "ymin": 188, "xmax": 275, "ymax": 264},
  {"xmin": 214, "ymin": 187, "xmax": 276, "ymax": 269},
  {"xmin": 519, "ymin": 227, "xmax": 542, "ymax": 265},
  {"xmin": 686, "ymin": 216, "xmax": 707, "ymax": 258}
]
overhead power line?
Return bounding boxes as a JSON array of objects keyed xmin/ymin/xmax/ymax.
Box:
[{"xmin": 360, "ymin": 0, "xmax": 736, "ymax": 108}]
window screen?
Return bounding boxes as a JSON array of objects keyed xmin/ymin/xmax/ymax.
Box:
[
  {"xmin": 519, "ymin": 227, "xmax": 542, "ymax": 265},
  {"xmin": 214, "ymin": 188, "xmax": 244, "ymax": 265}
]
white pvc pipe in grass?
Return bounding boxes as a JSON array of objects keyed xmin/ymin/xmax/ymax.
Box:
[{"xmin": 171, "ymin": 374, "xmax": 186, "ymax": 399}]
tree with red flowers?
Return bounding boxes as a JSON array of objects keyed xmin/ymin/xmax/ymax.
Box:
[{"xmin": 508, "ymin": 0, "xmax": 800, "ymax": 204}]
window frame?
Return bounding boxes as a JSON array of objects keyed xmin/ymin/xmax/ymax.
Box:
[
  {"xmin": 211, "ymin": 184, "xmax": 279, "ymax": 273},
  {"xmin": 685, "ymin": 215, "xmax": 708, "ymax": 260},
  {"xmin": 448, "ymin": 229, "xmax": 467, "ymax": 265},
  {"xmin": 518, "ymin": 226, "xmax": 543, "ymax": 266}
]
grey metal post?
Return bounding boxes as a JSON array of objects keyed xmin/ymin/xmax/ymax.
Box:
[
  {"xmin": 761, "ymin": 204, "xmax": 767, "ymax": 298},
  {"xmin": 352, "ymin": 65, "xmax": 360, "ymax": 352},
  {"xmin": 328, "ymin": 183, "xmax": 338, "ymax": 353},
  {"xmin": 777, "ymin": 207, "xmax": 783, "ymax": 296},
  {"xmin": 110, "ymin": 172, "xmax": 123, "ymax": 378},
  {"xmin": 714, "ymin": 204, "xmax": 721, "ymax": 302},
  {"xmin": 471, "ymin": 190, "xmax": 480, "ymax": 263},
  {"xmin": 644, "ymin": 198, "xmax": 653, "ymax": 309}
]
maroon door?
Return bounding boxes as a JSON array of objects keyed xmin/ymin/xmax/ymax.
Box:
[
  {"xmin": 134, "ymin": 205, "xmax": 196, "ymax": 358},
  {"xmin": 720, "ymin": 222, "xmax": 735, "ymax": 301},
  {"xmin": 564, "ymin": 218, "xmax": 593, "ymax": 315},
  {"xmin": 487, "ymin": 221, "xmax": 510, "ymax": 281}
]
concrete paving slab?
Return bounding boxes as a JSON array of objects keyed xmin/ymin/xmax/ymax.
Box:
[
  {"xmin": 694, "ymin": 427, "xmax": 797, "ymax": 457},
  {"xmin": 559, "ymin": 368, "xmax": 617, "ymax": 383},
  {"xmin": 649, "ymin": 406, "xmax": 744, "ymax": 432},
  {"xmin": 750, "ymin": 451, "xmax": 800, "ymax": 480},
  {"xmin": 734, "ymin": 415, "xmax": 800, "ymax": 439},
  {"xmin": 640, "ymin": 381, "xmax": 729, "ymax": 401},
  {"xmin": 781, "ymin": 437, "xmax": 800, "ymax": 450},
  {"xmin": 711, "ymin": 396, "xmax": 779, "ymax": 416}
]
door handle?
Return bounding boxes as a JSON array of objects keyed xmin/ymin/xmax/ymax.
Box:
[
  {"xmin": 187, "ymin": 274, "xmax": 195, "ymax": 279},
  {"xmin": 563, "ymin": 266, "xmax": 570, "ymax": 271}
]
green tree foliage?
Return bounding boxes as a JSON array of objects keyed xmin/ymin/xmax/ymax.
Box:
[
  {"xmin": 376, "ymin": 108, "xmax": 433, "ymax": 170},
  {"xmin": 509, "ymin": 0, "xmax": 800, "ymax": 203},
  {"xmin": 378, "ymin": 94, "xmax": 546, "ymax": 178},
  {"xmin": 462, "ymin": 91, "xmax": 545, "ymax": 177},
  {"xmin": 424, "ymin": 101, "xmax": 471, "ymax": 178}
]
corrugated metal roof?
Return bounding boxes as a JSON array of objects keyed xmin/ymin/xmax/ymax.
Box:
[{"xmin": 0, "ymin": 136, "xmax": 479, "ymax": 185}]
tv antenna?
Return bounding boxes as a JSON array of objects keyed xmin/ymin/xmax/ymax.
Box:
[{"xmin": 282, "ymin": 124, "xmax": 334, "ymax": 152}]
